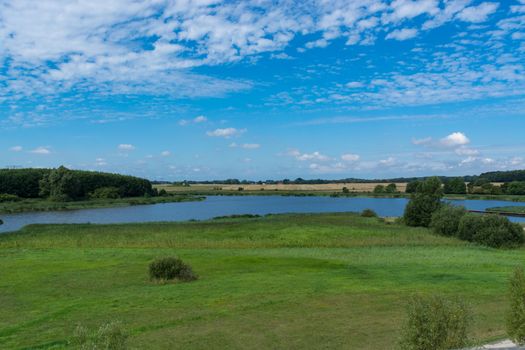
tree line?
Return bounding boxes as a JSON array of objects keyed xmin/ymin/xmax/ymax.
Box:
[{"xmin": 0, "ymin": 167, "xmax": 154, "ymax": 201}]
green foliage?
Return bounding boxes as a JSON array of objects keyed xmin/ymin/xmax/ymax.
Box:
[
  {"xmin": 158, "ymin": 189, "xmax": 168, "ymax": 196},
  {"xmin": 373, "ymin": 185, "xmax": 385, "ymax": 193},
  {"xmin": 480, "ymin": 170, "xmax": 525, "ymax": 182},
  {"xmin": 149, "ymin": 257, "xmax": 197, "ymax": 282},
  {"xmin": 458, "ymin": 214, "xmax": 524, "ymax": 248},
  {"xmin": 398, "ymin": 294, "xmax": 470, "ymax": 350},
  {"xmin": 443, "ymin": 177, "xmax": 467, "ymax": 194},
  {"xmin": 38, "ymin": 166, "xmax": 155, "ymax": 200},
  {"xmin": 503, "ymin": 182, "xmax": 525, "ymax": 195},
  {"xmin": 89, "ymin": 187, "xmax": 121, "ymax": 199},
  {"xmin": 342, "ymin": 187, "xmax": 350, "ymax": 193},
  {"xmin": 0, "ymin": 167, "xmax": 153, "ymax": 200},
  {"xmin": 0, "ymin": 168, "xmax": 49, "ymax": 198},
  {"xmin": 403, "ymin": 177, "xmax": 443, "ymax": 227},
  {"xmin": 385, "ymin": 183, "xmax": 398, "ymax": 193},
  {"xmin": 361, "ymin": 209, "xmax": 378, "ymax": 217},
  {"xmin": 430, "ymin": 204, "xmax": 467, "ymax": 237},
  {"xmin": 507, "ymin": 267, "xmax": 525, "ymax": 345},
  {"xmin": 0, "ymin": 193, "xmax": 21, "ymax": 202},
  {"xmin": 70, "ymin": 321, "xmax": 128, "ymax": 349},
  {"xmin": 405, "ymin": 181, "xmax": 421, "ymax": 193}
]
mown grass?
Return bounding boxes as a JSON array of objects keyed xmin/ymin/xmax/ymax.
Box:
[
  {"xmin": 0, "ymin": 195, "xmax": 203, "ymax": 214},
  {"xmin": 0, "ymin": 213, "xmax": 524, "ymax": 349}
]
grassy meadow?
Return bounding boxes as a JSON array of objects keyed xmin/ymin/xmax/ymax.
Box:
[
  {"xmin": 1, "ymin": 213, "xmax": 525, "ymax": 349},
  {"xmin": 0, "ymin": 195, "xmax": 202, "ymax": 214}
]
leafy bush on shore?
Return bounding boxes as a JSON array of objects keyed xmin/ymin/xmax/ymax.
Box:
[
  {"xmin": 399, "ymin": 294, "xmax": 470, "ymax": 350},
  {"xmin": 361, "ymin": 209, "xmax": 378, "ymax": 218},
  {"xmin": 458, "ymin": 214, "xmax": 524, "ymax": 248},
  {"xmin": 0, "ymin": 193, "xmax": 21, "ymax": 202},
  {"xmin": 149, "ymin": 257, "xmax": 197, "ymax": 282},
  {"xmin": 403, "ymin": 177, "xmax": 443, "ymax": 227},
  {"xmin": 430, "ymin": 204, "xmax": 467, "ymax": 237}
]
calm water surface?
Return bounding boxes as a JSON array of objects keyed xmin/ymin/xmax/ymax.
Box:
[{"xmin": 0, "ymin": 195, "xmax": 524, "ymax": 233}]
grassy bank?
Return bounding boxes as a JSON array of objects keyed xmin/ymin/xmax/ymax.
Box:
[
  {"xmin": 487, "ymin": 206, "xmax": 525, "ymax": 215},
  {"xmin": 1, "ymin": 213, "xmax": 524, "ymax": 349},
  {"xmin": 0, "ymin": 195, "xmax": 203, "ymax": 214}
]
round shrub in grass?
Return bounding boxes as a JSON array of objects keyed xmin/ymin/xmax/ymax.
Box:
[
  {"xmin": 507, "ymin": 267, "xmax": 525, "ymax": 345},
  {"xmin": 149, "ymin": 257, "xmax": 197, "ymax": 282},
  {"xmin": 430, "ymin": 204, "xmax": 467, "ymax": 237},
  {"xmin": 361, "ymin": 209, "xmax": 378, "ymax": 218},
  {"xmin": 399, "ymin": 294, "xmax": 470, "ymax": 350},
  {"xmin": 458, "ymin": 214, "xmax": 524, "ymax": 248}
]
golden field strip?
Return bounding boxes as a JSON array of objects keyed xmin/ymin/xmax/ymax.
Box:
[{"xmin": 156, "ymin": 182, "xmax": 408, "ymax": 193}]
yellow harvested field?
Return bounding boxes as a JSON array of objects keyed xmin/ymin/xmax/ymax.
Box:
[{"xmin": 157, "ymin": 183, "xmax": 408, "ymax": 193}]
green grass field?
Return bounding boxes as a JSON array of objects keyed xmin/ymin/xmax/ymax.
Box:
[
  {"xmin": 0, "ymin": 195, "xmax": 202, "ymax": 214},
  {"xmin": 1, "ymin": 213, "xmax": 524, "ymax": 349}
]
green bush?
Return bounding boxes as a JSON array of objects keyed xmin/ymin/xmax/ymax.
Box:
[
  {"xmin": 430, "ymin": 204, "xmax": 467, "ymax": 237},
  {"xmin": 403, "ymin": 177, "xmax": 443, "ymax": 227},
  {"xmin": 342, "ymin": 187, "xmax": 350, "ymax": 193},
  {"xmin": 0, "ymin": 193, "xmax": 21, "ymax": 202},
  {"xmin": 361, "ymin": 209, "xmax": 378, "ymax": 217},
  {"xmin": 399, "ymin": 294, "xmax": 470, "ymax": 350},
  {"xmin": 89, "ymin": 187, "xmax": 121, "ymax": 199},
  {"xmin": 149, "ymin": 257, "xmax": 197, "ymax": 282},
  {"xmin": 158, "ymin": 189, "xmax": 168, "ymax": 196},
  {"xmin": 507, "ymin": 267, "xmax": 525, "ymax": 345},
  {"xmin": 458, "ymin": 214, "xmax": 524, "ymax": 248},
  {"xmin": 385, "ymin": 183, "xmax": 397, "ymax": 193},
  {"xmin": 70, "ymin": 321, "xmax": 128, "ymax": 349},
  {"xmin": 373, "ymin": 185, "xmax": 385, "ymax": 193}
]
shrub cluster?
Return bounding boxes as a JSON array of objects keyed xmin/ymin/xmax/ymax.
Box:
[
  {"xmin": 361, "ymin": 209, "xmax": 378, "ymax": 218},
  {"xmin": 149, "ymin": 257, "xmax": 197, "ymax": 282},
  {"xmin": 0, "ymin": 193, "xmax": 21, "ymax": 202},
  {"xmin": 89, "ymin": 187, "xmax": 121, "ymax": 199},
  {"xmin": 399, "ymin": 294, "xmax": 470, "ymax": 350},
  {"xmin": 404, "ymin": 177, "xmax": 443, "ymax": 227},
  {"xmin": 430, "ymin": 205, "xmax": 524, "ymax": 248}
]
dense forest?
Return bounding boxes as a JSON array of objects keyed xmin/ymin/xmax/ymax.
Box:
[{"xmin": 0, "ymin": 167, "xmax": 154, "ymax": 201}]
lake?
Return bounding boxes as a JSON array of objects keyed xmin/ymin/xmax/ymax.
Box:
[{"xmin": 1, "ymin": 195, "xmax": 524, "ymax": 233}]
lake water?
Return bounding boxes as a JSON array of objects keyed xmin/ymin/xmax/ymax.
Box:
[{"xmin": 1, "ymin": 195, "xmax": 524, "ymax": 233}]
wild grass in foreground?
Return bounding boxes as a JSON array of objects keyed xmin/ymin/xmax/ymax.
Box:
[{"xmin": 1, "ymin": 213, "xmax": 524, "ymax": 349}]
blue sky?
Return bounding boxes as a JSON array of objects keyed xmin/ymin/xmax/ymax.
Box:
[{"xmin": 1, "ymin": 0, "xmax": 524, "ymax": 180}]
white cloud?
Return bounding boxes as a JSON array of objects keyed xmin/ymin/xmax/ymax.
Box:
[
  {"xmin": 161, "ymin": 151, "xmax": 171, "ymax": 156},
  {"xmin": 412, "ymin": 137, "xmax": 433, "ymax": 146},
  {"xmin": 379, "ymin": 157, "xmax": 396, "ymax": 166},
  {"xmin": 229, "ymin": 142, "xmax": 260, "ymax": 149},
  {"xmin": 118, "ymin": 144, "xmax": 135, "ymax": 151},
  {"xmin": 440, "ymin": 132, "xmax": 470, "ymax": 147},
  {"xmin": 9, "ymin": 146, "xmax": 23, "ymax": 152},
  {"xmin": 30, "ymin": 146, "xmax": 51, "ymax": 155},
  {"xmin": 345, "ymin": 81, "xmax": 364, "ymax": 88},
  {"xmin": 285, "ymin": 149, "xmax": 330, "ymax": 162},
  {"xmin": 206, "ymin": 128, "xmax": 246, "ymax": 138},
  {"xmin": 457, "ymin": 2, "xmax": 499, "ymax": 23},
  {"xmin": 455, "ymin": 146, "xmax": 479, "ymax": 156},
  {"xmin": 386, "ymin": 28, "xmax": 418, "ymax": 41},
  {"xmin": 341, "ymin": 153, "xmax": 360, "ymax": 162},
  {"xmin": 179, "ymin": 115, "xmax": 208, "ymax": 126}
]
